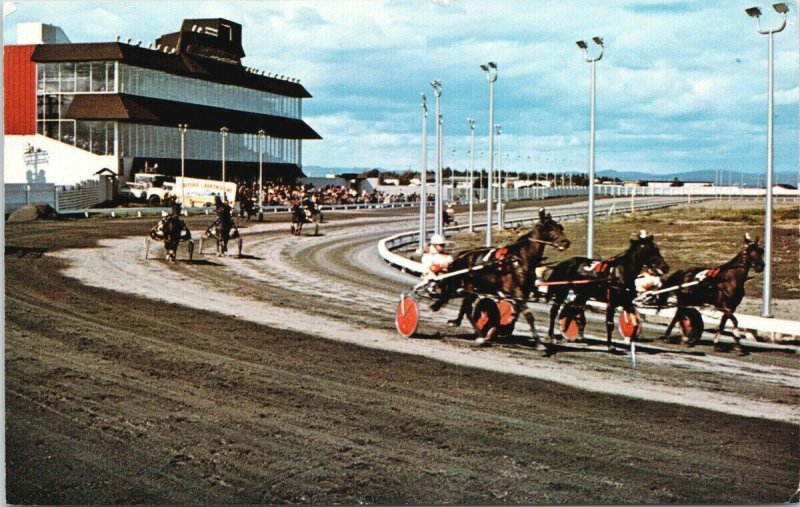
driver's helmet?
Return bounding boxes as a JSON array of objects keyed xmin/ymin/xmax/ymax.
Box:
[{"xmin": 430, "ymin": 234, "xmax": 448, "ymax": 246}]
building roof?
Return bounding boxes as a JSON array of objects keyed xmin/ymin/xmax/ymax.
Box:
[
  {"xmin": 64, "ymin": 93, "xmax": 321, "ymax": 139},
  {"xmin": 31, "ymin": 42, "xmax": 312, "ymax": 98}
]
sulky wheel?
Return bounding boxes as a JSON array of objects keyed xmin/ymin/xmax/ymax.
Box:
[
  {"xmin": 395, "ymin": 295, "xmax": 420, "ymax": 338},
  {"xmin": 618, "ymin": 309, "xmax": 641, "ymax": 343},
  {"xmin": 496, "ymin": 299, "xmax": 518, "ymax": 338},
  {"xmin": 558, "ymin": 303, "xmax": 586, "ymax": 340},
  {"xmin": 678, "ymin": 307, "xmax": 704, "ymax": 345},
  {"xmin": 472, "ymin": 297, "xmax": 500, "ymax": 342}
]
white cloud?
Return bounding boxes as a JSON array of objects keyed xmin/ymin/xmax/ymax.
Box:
[{"xmin": 4, "ymin": 0, "xmax": 798, "ymax": 174}]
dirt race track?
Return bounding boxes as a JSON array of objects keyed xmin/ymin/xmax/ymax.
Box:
[{"xmin": 5, "ymin": 201, "xmax": 799, "ymax": 504}]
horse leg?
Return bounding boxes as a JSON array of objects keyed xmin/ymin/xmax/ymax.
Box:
[
  {"xmin": 144, "ymin": 237, "xmax": 151, "ymax": 260},
  {"xmin": 713, "ymin": 312, "xmax": 731, "ymax": 348},
  {"xmin": 547, "ymin": 293, "xmax": 565, "ymax": 341},
  {"xmin": 518, "ymin": 302, "xmax": 540, "ymax": 348},
  {"xmin": 605, "ymin": 305, "xmax": 616, "ymax": 351},
  {"xmin": 662, "ymin": 307, "xmax": 680, "ymax": 340},
  {"xmin": 447, "ymin": 296, "xmax": 471, "ymax": 327},
  {"xmin": 187, "ymin": 240, "xmax": 194, "ymax": 261}
]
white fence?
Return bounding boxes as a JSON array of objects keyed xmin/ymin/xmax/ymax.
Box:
[
  {"xmin": 445, "ymin": 184, "xmax": 799, "ymax": 203},
  {"xmin": 5, "ymin": 183, "xmax": 58, "ymax": 214},
  {"xmin": 54, "ymin": 180, "xmax": 102, "ymax": 211},
  {"xmin": 5, "ymin": 179, "xmax": 106, "ymax": 214}
]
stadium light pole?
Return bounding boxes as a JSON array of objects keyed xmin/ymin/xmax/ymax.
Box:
[
  {"xmin": 257, "ymin": 129, "xmax": 266, "ymax": 214},
  {"xmin": 419, "ymin": 93, "xmax": 428, "ymax": 253},
  {"xmin": 577, "ymin": 36, "xmax": 604, "ymax": 259},
  {"xmin": 481, "ymin": 62, "xmax": 498, "ymax": 247},
  {"xmin": 178, "ymin": 123, "xmax": 188, "ymax": 208},
  {"xmin": 467, "ymin": 117, "xmax": 476, "ymax": 232},
  {"xmin": 745, "ymin": 3, "xmax": 788, "ymax": 318},
  {"xmin": 220, "ymin": 126, "xmax": 229, "ymax": 201},
  {"xmin": 430, "ymin": 80, "xmax": 443, "ymax": 236},
  {"xmin": 495, "ymin": 124, "xmax": 503, "ymax": 230}
]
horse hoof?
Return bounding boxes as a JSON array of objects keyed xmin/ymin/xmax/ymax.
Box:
[
  {"xmin": 447, "ymin": 320, "xmax": 460, "ymax": 328},
  {"xmin": 474, "ymin": 337, "xmax": 485, "ymax": 346}
]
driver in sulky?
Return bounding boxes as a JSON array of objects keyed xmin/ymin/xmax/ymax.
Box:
[{"xmin": 421, "ymin": 234, "xmax": 454, "ymax": 284}]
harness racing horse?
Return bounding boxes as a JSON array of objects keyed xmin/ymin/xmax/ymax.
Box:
[
  {"xmin": 290, "ymin": 202, "xmax": 320, "ymax": 236},
  {"xmin": 657, "ymin": 234, "xmax": 764, "ymax": 350},
  {"xmin": 201, "ymin": 216, "xmax": 242, "ymax": 257},
  {"xmin": 545, "ymin": 231, "xmax": 669, "ymax": 350},
  {"xmin": 239, "ymin": 197, "xmax": 257, "ymax": 222},
  {"xmin": 433, "ymin": 208, "xmax": 571, "ymax": 346},
  {"xmin": 145, "ymin": 211, "xmax": 193, "ymax": 262}
]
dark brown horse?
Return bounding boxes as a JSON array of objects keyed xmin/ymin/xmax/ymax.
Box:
[
  {"xmin": 658, "ymin": 234, "xmax": 764, "ymax": 349},
  {"xmin": 146, "ymin": 205, "xmax": 193, "ymax": 262},
  {"xmin": 544, "ymin": 231, "xmax": 669, "ymax": 350},
  {"xmin": 432, "ymin": 208, "xmax": 571, "ymax": 345}
]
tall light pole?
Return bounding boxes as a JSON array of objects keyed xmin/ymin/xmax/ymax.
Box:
[
  {"xmin": 430, "ymin": 80, "xmax": 443, "ymax": 236},
  {"xmin": 577, "ymin": 36, "xmax": 604, "ymax": 258},
  {"xmin": 481, "ymin": 62, "xmax": 498, "ymax": 247},
  {"xmin": 467, "ymin": 117, "xmax": 476, "ymax": 232},
  {"xmin": 495, "ymin": 124, "xmax": 503, "ymax": 230},
  {"xmin": 220, "ymin": 126, "xmax": 229, "ymax": 201},
  {"xmin": 419, "ymin": 93, "xmax": 428, "ymax": 252},
  {"xmin": 178, "ymin": 123, "xmax": 188, "ymax": 208},
  {"xmin": 257, "ymin": 129, "xmax": 266, "ymax": 214},
  {"xmin": 746, "ymin": 3, "xmax": 789, "ymax": 318}
]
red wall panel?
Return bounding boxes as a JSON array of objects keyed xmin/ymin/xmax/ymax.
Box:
[{"xmin": 4, "ymin": 45, "xmax": 38, "ymax": 135}]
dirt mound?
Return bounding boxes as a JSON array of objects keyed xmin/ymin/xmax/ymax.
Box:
[{"xmin": 7, "ymin": 203, "xmax": 58, "ymax": 222}]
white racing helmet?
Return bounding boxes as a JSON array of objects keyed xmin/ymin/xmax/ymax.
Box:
[{"xmin": 430, "ymin": 233, "xmax": 449, "ymax": 246}]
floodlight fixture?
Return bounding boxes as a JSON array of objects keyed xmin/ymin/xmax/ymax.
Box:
[
  {"xmin": 745, "ymin": 6, "xmax": 762, "ymax": 17},
  {"xmin": 577, "ymin": 35, "xmax": 604, "ymax": 257},
  {"xmin": 744, "ymin": 0, "xmax": 788, "ymax": 317},
  {"xmin": 480, "ymin": 61, "xmax": 498, "ymax": 244}
]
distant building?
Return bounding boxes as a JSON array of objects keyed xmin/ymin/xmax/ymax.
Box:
[{"xmin": 4, "ymin": 18, "xmax": 320, "ymax": 185}]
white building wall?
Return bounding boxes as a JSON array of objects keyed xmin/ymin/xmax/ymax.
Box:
[{"xmin": 4, "ymin": 134, "xmax": 116, "ymax": 185}]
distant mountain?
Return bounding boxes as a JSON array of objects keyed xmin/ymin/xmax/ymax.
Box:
[{"xmin": 597, "ymin": 169, "xmax": 798, "ymax": 187}]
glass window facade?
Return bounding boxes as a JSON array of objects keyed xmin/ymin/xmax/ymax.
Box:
[
  {"xmin": 35, "ymin": 61, "xmax": 303, "ymax": 165},
  {"xmin": 117, "ymin": 63, "xmax": 300, "ymax": 118},
  {"xmin": 118, "ymin": 123, "xmax": 298, "ymax": 165},
  {"xmin": 36, "ymin": 61, "xmax": 117, "ymax": 155}
]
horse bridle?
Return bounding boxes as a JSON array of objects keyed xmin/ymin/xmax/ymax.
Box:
[{"xmin": 528, "ymin": 238, "xmax": 567, "ymax": 250}]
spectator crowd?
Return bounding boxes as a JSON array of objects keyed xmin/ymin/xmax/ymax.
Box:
[{"xmin": 232, "ymin": 180, "xmax": 428, "ymax": 207}]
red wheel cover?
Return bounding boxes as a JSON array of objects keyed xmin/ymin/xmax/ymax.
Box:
[
  {"xmin": 497, "ymin": 300, "xmax": 516, "ymax": 326},
  {"xmin": 559, "ymin": 316, "xmax": 581, "ymax": 340},
  {"xmin": 618, "ymin": 310, "xmax": 641, "ymax": 340},
  {"xmin": 395, "ymin": 296, "xmax": 419, "ymax": 337},
  {"xmin": 678, "ymin": 308, "xmax": 704, "ymax": 341},
  {"xmin": 472, "ymin": 298, "xmax": 500, "ymax": 337}
]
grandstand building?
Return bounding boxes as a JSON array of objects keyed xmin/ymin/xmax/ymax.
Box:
[{"xmin": 4, "ymin": 18, "xmax": 320, "ymax": 185}]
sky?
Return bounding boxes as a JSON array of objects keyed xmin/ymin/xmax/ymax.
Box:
[{"xmin": 4, "ymin": 0, "xmax": 799, "ymax": 177}]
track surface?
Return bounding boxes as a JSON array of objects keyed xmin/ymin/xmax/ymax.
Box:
[{"xmin": 5, "ymin": 201, "xmax": 799, "ymax": 504}]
